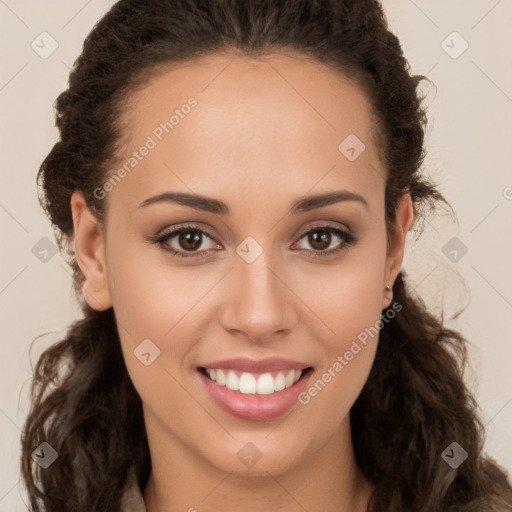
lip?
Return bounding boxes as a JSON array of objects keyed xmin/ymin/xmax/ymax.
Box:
[
  {"xmin": 200, "ymin": 357, "xmax": 311, "ymax": 373},
  {"xmin": 198, "ymin": 362, "xmax": 314, "ymax": 421}
]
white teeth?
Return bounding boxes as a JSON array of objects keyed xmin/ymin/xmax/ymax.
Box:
[
  {"xmin": 225, "ymin": 371, "xmax": 239, "ymax": 391},
  {"xmin": 274, "ymin": 372, "xmax": 286, "ymax": 391},
  {"xmin": 256, "ymin": 373, "xmax": 274, "ymax": 395},
  {"xmin": 239, "ymin": 372, "xmax": 256, "ymax": 394},
  {"xmin": 215, "ymin": 369, "xmax": 226, "ymax": 385},
  {"xmin": 205, "ymin": 369, "xmax": 304, "ymax": 395}
]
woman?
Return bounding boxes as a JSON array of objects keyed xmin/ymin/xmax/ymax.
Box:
[{"xmin": 20, "ymin": 0, "xmax": 512, "ymax": 511}]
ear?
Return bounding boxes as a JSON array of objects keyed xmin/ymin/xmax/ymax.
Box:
[
  {"xmin": 70, "ymin": 190, "xmax": 112, "ymax": 311},
  {"xmin": 382, "ymin": 193, "xmax": 414, "ymax": 309}
]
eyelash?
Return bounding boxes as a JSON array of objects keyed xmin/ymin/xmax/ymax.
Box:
[{"xmin": 151, "ymin": 222, "xmax": 357, "ymax": 260}]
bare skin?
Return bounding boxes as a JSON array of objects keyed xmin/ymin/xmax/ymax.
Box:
[{"xmin": 71, "ymin": 51, "xmax": 413, "ymax": 511}]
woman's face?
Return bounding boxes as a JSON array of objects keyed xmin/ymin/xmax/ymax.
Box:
[{"xmin": 72, "ymin": 52, "xmax": 412, "ymax": 478}]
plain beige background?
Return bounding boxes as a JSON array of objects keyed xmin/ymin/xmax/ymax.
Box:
[{"xmin": 1, "ymin": 0, "xmax": 511, "ymax": 509}]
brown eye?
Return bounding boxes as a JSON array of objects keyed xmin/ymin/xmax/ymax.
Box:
[
  {"xmin": 177, "ymin": 230, "xmax": 204, "ymax": 252},
  {"xmin": 154, "ymin": 225, "xmax": 219, "ymax": 258},
  {"xmin": 295, "ymin": 226, "xmax": 356, "ymax": 256},
  {"xmin": 307, "ymin": 230, "xmax": 332, "ymax": 251}
]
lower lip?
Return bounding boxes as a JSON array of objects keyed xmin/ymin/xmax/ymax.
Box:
[{"xmin": 198, "ymin": 368, "xmax": 313, "ymax": 421}]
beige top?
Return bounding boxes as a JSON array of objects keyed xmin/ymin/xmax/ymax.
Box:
[{"xmin": 120, "ymin": 466, "xmax": 147, "ymax": 512}]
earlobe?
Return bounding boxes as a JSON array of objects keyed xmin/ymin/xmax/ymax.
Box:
[
  {"xmin": 382, "ymin": 193, "xmax": 414, "ymax": 309},
  {"xmin": 70, "ymin": 191, "xmax": 112, "ymax": 311}
]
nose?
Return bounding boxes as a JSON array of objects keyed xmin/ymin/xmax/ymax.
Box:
[{"xmin": 219, "ymin": 253, "xmax": 298, "ymax": 343}]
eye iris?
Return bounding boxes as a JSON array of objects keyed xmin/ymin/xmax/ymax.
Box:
[
  {"xmin": 309, "ymin": 230, "xmax": 330, "ymax": 250},
  {"xmin": 179, "ymin": 230, "xmax": 202, "ymax": 251}
]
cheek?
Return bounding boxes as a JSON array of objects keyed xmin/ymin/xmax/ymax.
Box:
[
  {"xmin": 313, "ymin": 267, "xmax": 383, "ymax": 383},
  {"xmin": 105, "ymin": 237, "xmax": 222, "ymax": 398},
  {"xmin": 106, "ymin": 233, "xmax": 206, "ymax": 344},
  {"xmin": 106, "ymin": 247, "xmax": 206, "ymax": 426},
  {"xmin": 293, "ymin": 241, "xmax": 386, "ymax": 425},
  {"xmin": 297, "ymin": 298, "xmax": 381, "ymax": 437},
  {"xmin": 296, "ymin": 232, "xmax": 387, "ymax": 344}
]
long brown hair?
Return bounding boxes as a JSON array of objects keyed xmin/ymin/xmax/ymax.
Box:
[{"xmin": 21, "ymin": 0, "xmax": 512, "ymax": 510}]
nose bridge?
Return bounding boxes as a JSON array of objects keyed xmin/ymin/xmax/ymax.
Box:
[{"xmin": 221, "ymin": 241, "xmax": 296, "ymax": 340}]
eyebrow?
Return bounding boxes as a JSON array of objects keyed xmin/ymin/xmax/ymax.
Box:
[{"xmin": 138, "ymin": 189, "xmax": 369, "ymax": 214}]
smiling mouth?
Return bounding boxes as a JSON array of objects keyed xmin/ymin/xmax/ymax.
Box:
[{"xmin": 198, "ymin": 367, "xmax": 314, "ymax": 395}]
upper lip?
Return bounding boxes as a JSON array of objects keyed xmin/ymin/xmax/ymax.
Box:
[{"xmin": 200, "ymin": 357, "xmax": 312, "ymax": 373}]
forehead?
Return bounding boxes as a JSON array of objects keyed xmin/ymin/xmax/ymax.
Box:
[{"xmin": 107, "ymin": 52, "xmax": 385, "ymax": 215}]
